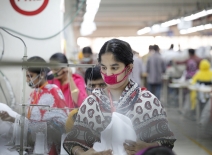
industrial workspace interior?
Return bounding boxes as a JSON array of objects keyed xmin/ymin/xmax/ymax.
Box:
[{"xmin": 0, "ymin": 0, "xmax": 212, "ymax": 155}]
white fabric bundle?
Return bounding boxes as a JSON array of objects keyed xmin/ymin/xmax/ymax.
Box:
[
  {"xmin": 93, "ymin": 112, "xmax": 137, "ymax": 155},
  {"xmin": 0, "ymin": 103, "xmax": 19, "ymax": 136},
  {"xmin": 0, "ymin": 102, "xmax": 18, "ymax": 117},
  {"xmin": 0, "ymin": 103, "xmax": 20, "ymax": 155}
]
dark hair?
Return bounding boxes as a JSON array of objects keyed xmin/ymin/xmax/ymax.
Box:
[
  {"xmin": 169, "ymin": 44, "xmax": 174, "ymax": 50},
  {"xmin": 27, "ymin": 56, "xmax": 46, "ymax": 74},
  {"xmin": 84, "ymin": 66, "xmax": 102, "ymax": 84},
  {"xmin": 153, "ymin": 45, "xmax": 160, "ymax": 52},
  {"xmin": 149, "ymin": 45, "xmax": 154, "ymax": 51},
  {"xmin": 98, "ymin": 39, "xmax": 133, "ymax": 66},
  {"xmin": 188, "ymin": 49, "xmax": 195, "ymax": 56},
  {"xmin": 141, "ymin": 147, "xmax": 175, "ymax": 155},
  {"xmin": 27, "ymin": 56, "xmax": 53, "ymax": 80},
  {"xmin": 82, "ymin": 47, "xmax": 93, "ymax": 55},
  {"xmin": 50, "ymin": 53, "xmax": 68, "ymax": 63}
]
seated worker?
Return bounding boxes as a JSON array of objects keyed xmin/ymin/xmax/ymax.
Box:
[
  {"xmin": 76, "ymin": 46, "xmax": 94, "ymax": 78},
  {"xmin": 65, "ymin": 66, "xmax": 106, "ymax": 133},
  {"xmin": 0, "ymin": 103, "xmax": 19, "ymax": 138},
  {"xmin": 63, "ymin": 39, "xmax": 175, "ymax": 155},
  {"xmin": 0, "ymin": 56, "xmax": 67, "ymax": 155},
  {"xmin": 85, "ymin": 66, "xmax": 107, "ymax": 95},
  {"xmin": 49, "ymin": 53, "xmax": 87, "ymax": 109},
  {"xmin": 190, "ymin": 59, "xmax": 212, "ymax": 121}
]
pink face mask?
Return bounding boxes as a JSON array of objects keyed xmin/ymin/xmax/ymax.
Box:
[{"xmin": 101, "ymin": 66, "xmax": 132, "ymax": 85}]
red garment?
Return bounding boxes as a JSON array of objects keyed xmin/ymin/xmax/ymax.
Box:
[
  {"xmin": 48, "ymin": 74, "xmax": 87, "ymax": 108},
  {"xmin": 28, "ymin": 84, "xmax": 67, "ymax": 120},
  {"xmin": 27, "ymin": 84, "xmax": 67, "ymax": 155}
]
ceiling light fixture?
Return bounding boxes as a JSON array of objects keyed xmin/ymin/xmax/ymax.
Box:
[
  {"xmin": 184, "ymin": 9, "xmax": 212, "ymax": 21},
  {"xmin": 180, "ymin": 23, "xmax": 212, "ymax": 34},
  {"xmin": 137, "ymin": 27, "xmax": 151, "ymax": 35},
  {"xmin": 151, "ymin": 24, "xmax": 169, "ymax": 34},
  {"xmin": 205, "ymin": 23, "xmax": 212, "ymax": 29},
  {"xmin": 80, "ymin": 0, "xmax": 101, "ymax": 36},
  {"xmin": 137, "ymin": 8, "xmax": 212, "ymax": 35},
  {"xmin": 161, "ymin": 19, "xmax": 180, "ymax": 27},
  {"xmin": 184, "ymin": 10, "xmax": 207, "ymax": 21}
]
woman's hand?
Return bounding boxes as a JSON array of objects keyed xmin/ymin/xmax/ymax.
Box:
[
  {"xmin": 68, "ymin": 68, "xmax": 73, "ymax": 77},
  {"xmin": 80, "ymin": 148, "xmax": 112, "ymax": 155},
  {"xmin": 124, "ymin": 139, "xmax": 157, "ymax": 155},
  {"xmin": 61, "ymin": 68, "xmax": 69, "ymax": 77},
  {"xmin": 59, "ymin": 68, "xmax": 73, "ymax": 80},
  {"xmin": 0, "ymin": 111, "xmax": 15, "ymax": 123}
]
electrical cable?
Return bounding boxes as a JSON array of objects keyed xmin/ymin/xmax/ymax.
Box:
[
  {"xmin": 0, "ymin": 0, "xmax": 86, "ymax": 40},
  {"xmin": 0, "ymin": 28, "xmax": 26, "ymax": 48},
  {"xmin": 0, "ymin": 70, "xmax": 16, "ymax": 108},
  {"xmin": 0, "ymin": 31, "xmax": 4, "ymax": 61},
  {"xmin": 0, "ymin": 80, "xmax": 9, "ymax": 105}
]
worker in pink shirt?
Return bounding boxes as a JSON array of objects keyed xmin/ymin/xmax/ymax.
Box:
[{"xmin": 48, "ymin": 53, "xmax": 87, "ymax": 108}]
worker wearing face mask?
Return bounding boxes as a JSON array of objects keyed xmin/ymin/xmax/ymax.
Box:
[
  {"xmin": 0, "ymin": 56, "xmax": 67, "ymax": 155},
  {"xmin": 63, "ymin": 39, "xmax": 175, "ymax": 155},
  {"xmin": 49, "ymin": 53, "xmax": 87, "ymax": 109},
  {"xmin": 76, "ymin": 46, "xmax": 95, "ymax": 78}
]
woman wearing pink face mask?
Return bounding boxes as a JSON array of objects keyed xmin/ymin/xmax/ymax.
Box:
[{"xmin": 63, "ymin": 39, "xmax": 176, "ymax": 155}]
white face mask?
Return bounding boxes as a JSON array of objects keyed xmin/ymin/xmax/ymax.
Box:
[
  {"xmin": 28, "ymin": 73, "xmax": 41, "ymax": 88},
  {"xmin": 82, "ymin": 57, "xmax": 92, "ymax": 63}
]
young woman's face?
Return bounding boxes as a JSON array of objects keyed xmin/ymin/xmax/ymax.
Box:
[
  {"xmin": 26, "ymin": 71, "xmax": 42, "ymax": 88},
  {"xmin": 100, "ymin": 52, "xmax": 132, "ymax": 89}
]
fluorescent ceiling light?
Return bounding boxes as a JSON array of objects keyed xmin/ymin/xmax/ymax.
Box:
[
  {"xmin": 151, "ymin": 24, "xmax": 169, "ymax": 34},
  {"xmin": 137, "ymin": 27, "xmax": 151, "ymax": 35},
  {"xmin": 207, "ymin": 9, "xmax": 212, "ymax": 14},
  {"xmin": 80, "ymin": 0, "xmax": 101, "ymax": 36},
  {"xmin": 86, "ymin": 5, "xmax": 99, "ymax": 11},
  {"xmin": 83, "ymin": 12, "xmax": 96, "ymax": 21},
  {"xmin": 205, "ymin": 24, "xmax": 212, "ymax": 29},
  {"xmin": 184, "ymin": 10, "xmax": 207, "ymax": 21},
  {"xmin": 161, "ymin": 19, "xmax": 180, "ymax": 27},
  {"xmin": 158, "ymin": 8, "xmax": 212, "ymax": 30},
  {"xmin": 137, "ymin": 25, "xmax": 168, "ymax": 35},
  {"xmin": 87, "ymin": 0, "xmax": 101, "ymax": 5},
  {"xmin": 180, "ymin": 23, "xmax": 212, "ymax": 34},
  {"xmin": 152, "ymin": 24, "xmax": 160, "ymax": 31},
  {"xmin": 195, "ymin": 25, "xmax": 204, "ymax": 31},
  {"xmin": 183, "ymin": 9, "xmax": 212, "ymax": 21},
  {"xmin": 80, "ymin": 22, "xmax": 97, "ymax": 36},
  {"xmin": 138, "ymin": 8, "xmax": 212, "ymax": 35}
]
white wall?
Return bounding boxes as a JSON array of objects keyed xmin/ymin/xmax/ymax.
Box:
[
  {"xmin": 63, "ymin": 0, "xmax": 78, "ymax": 60},
  {"xmin": 0, "ymin": 0, "xmax": 63, "ymax": 109}
]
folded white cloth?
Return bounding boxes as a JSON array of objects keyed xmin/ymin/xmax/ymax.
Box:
[
  {"xmin": 93, "ymin": 112, "xmax": 137, "ymax": 155},
  {"xmin": 0, "ymin": 103, "xmax": 19, "ymax": 136},
  {"xmin": 0, "ymin": 102, "xmax": 18, "ymax": 117}
]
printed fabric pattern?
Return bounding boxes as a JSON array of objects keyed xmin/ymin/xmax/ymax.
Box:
[{"xmin": 63, "ymin": 80, "xmax": 176, "ymax": 154}]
